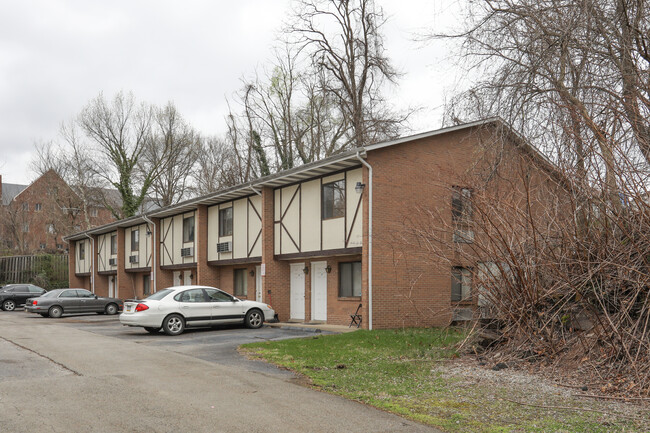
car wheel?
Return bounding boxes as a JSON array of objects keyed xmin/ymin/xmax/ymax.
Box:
[
  {"xmin": 162, "ymin": 314, "xmax": 185, "ymax": 336},
  {"xmin": 48, "ymin": 306, "xmax": 63, "ymax": 318},
  {"xmin": 2, "ymin": 299, "xmax": 16, "ymax": 311},
  {"xmin": 245, "ymin": 309, "xmax": 264, "ymax": 329},
  {"xmin": 144, "ymin": 327, "xmax": 161, "ymax": 334},
  {"xmin": 105, "ymin": 303, "xmax": 118, "ymax": 315}
]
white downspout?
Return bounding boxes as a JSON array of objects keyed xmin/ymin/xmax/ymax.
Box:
[
  {"xmin": 141, "ymin": 214, "xmax": 156, "ymax": 293},
  {"xmin": 356, "ymin": 151, "xmax": 373, "ymax": 330},
  {"xmin": 84, "ymin": 234, "xmax": 95, "ymax": 294}
]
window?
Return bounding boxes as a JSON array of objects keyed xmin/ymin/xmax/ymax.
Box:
[
  {"xmin": 219, "ymin": 207, "xmax": 233, "ymax": 237},
  {"xmin": 39, "ymin": 243, "xmax": 46, "ymax": 249},
  {"xmin": 234, "ymin": 269, "xmax": 248, "ymax": 297},
  {"xmin": 79, "ymin": 242, "xmax": 85, "ymax": 260},
  {"xmin": 90, "ymin": 208, "xmax": 98, "ymax": 217},
  {"xmin": 28, "ymin": 286, "xmax": 43, "ymax": 294},
  {"xmin": 56, "ymin": 243, "xmax": 63, "ymax": 250},
  {"xmin": 60, "ymin": 290, "xmax": 77, "ymax": 298},
  {"xmin": 183, "ymin": 216, "xmax": 195, "ymax": 243},
  {"xmin": 175, "ymin": 289, "xmax": 207, "ymax": 303},
  {"xmin": 452, "ymin": 187, "xmax": 472, "ymax": 222},
  {"xmin": 143, "ymin": 275, "xmax": 151, "ymax": 296},
  {"xmin": 339, "ymin": 261, "xmax": 362, "ymax": 297},
  {"xmin": 22, "ymin": 223, "xmax": 29, "ymax": 233},
  {"xmin": 47, "ymin": 224, "xmax": 55, "ymax": 234},
  {"xmin": 76, "ymin": 290, "xmax": 94, "ymax": 298},
  {"xmin": 22, "ymin": 202, "xmax": 29, "ymax": 211},
  {"xmin": 110, "ymin": 234, "xmax": 117, "ymax": 255},
  {"xmin": 452, "ymin": 187, "xmax": 473, "ymax": 243},
  {"xmin": 322, "ymin": 180, "xmax": 345, "ymax": 219},
  {"xmin": 35, "ymin": 203, "xmax": 42, "ymax": 211},
  {"xmin": 131, "ymin": 229, "xmax": 139, "ymax": 251},
  {"xmin": 451, "ymin": 267, "xmax": 472, "ymax": 302},
  {"xmin": 205, "ymin": 288, "xmax": 235, "ymax": 302}
]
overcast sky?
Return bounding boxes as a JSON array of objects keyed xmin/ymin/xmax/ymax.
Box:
[{"xmin": 0, "ymin": 0, "xmax": 463, "ymax": 185}]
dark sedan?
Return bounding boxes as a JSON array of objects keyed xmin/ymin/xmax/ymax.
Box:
[
  {"xmin": 25, "ymin": 289, "xmax": 122, "ymax": 318},
  {"xmin": 0, "ymin": 284, "xmax": 47, "ymax": 311}
]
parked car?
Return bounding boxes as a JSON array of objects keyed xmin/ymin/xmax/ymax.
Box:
[
  {"xmin": 0, "ymin": 284, "xmax": 47, "ymax": 311},
  {"xmin": 24, "ymin": 289, "xmax": 122, "ymax": 318},
  {"xmin": 120, "ymin": 285, "xmax": 275, "ymax": 336}
]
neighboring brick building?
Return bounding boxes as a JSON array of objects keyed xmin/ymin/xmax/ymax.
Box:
[
  {"xmin": 64, "ymin": 119, "xmax": 564, "ymax": 329},
  {"xmin": 0, "ymin": 170, "xmax": 115, "ymax": 255}
]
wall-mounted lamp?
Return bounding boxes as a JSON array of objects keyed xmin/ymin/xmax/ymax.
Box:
[
  {"xmin": 303, "ymin": 266, "xmax": 309, "ymax": 275},
  {"xmin": 189, "ymin": 273, "xmax": 194, "ymax": 280},
  {"xmin": 355, "ymin": 181, "xmax": 366, "ymax": 194},
  {"xmin": 146, "ymin": 228, "xmax": 152, "ymax": 236},
  {"xmin": 325, "ymin": 264, "xmax": 332, "ymax": 273},
  {"xmin": 249, "ymin": 270, "xmax": 255, "ymax": 277}
]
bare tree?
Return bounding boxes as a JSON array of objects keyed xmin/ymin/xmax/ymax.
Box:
[
  {"xmin": 288, "ymin": 0, "xmax": 405, "ymax": 147},
  {"xmin": 191, "ymin": 136, "xmax": 241, "ymax": 195},
  {"xmin": 140, "ymin": 102, "xmax": 200, "ymax": 207},
  {"xmin": 78, "ymin": 92, "xmax": 154, "ymax": 218}
]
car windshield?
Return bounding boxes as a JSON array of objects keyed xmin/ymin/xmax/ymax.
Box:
[
  {"xmin": 40, "ymin": 291, "xmax": 59, "ymax": 298},
  {"xmin": 143, "ymin": 289, "xmax": 174, "ymax": 301}
]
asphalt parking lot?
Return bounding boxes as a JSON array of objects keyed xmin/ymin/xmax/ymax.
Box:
[{"xmin": 19, "ymin": 310, "xmax": 332, "ymax": 378}]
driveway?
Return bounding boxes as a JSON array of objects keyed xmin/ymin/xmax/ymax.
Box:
[
  {"xmin": 52, "ymin": 313, "xmax": 329, "ymax": 378},
  {"xmin": 0, "ymin": 312, "xmax": 442, "ymax": 433}
]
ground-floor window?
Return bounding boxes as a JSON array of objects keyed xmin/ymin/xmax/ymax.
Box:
[
  {"xmin": 234, "ymin": 268, "xmax": 248, "ymax": 297},
  {"xmin": 143, "ymin": 275, "xmax": 151, "ymax": 296},
  {"xmin": 339, "ymin": 261, "xmax": 362, "ymax": 297},
  {"xmin": 451, "ymin": 266, "xmax": 472, "ymax": 302}
]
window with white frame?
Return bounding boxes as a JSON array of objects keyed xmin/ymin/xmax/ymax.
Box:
[
  {"xmin": 452, "ymin": 187, "xmax": 473, "ymax": 243},
  {"xmin": 131, "ymin": 229, "xmax": 139, "ymax": 251},
  {"xmin": 79, "ymin": 242, "xmax": 85, "ymax": 260},
  {"xmin": 110, "ymin": 234, "xmax": 117, "ymax": 255},
  {"xmin": 35, "ymin": 203, "xmax": 42, "ymax": 211}
]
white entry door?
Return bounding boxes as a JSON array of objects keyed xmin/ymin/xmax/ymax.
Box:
[
  {"xmin": 255, "ymin": 265, "xmax": 262, "ymax": 302},
  {"xmin": 108, "ymin": 276, "xmax": 115, "ymax": 298},
  {"xmin": 173, "ymin": 271, "xmax": 182, "ymax": 286},
  {"xmin": 311, "ymin": 261, "xmax": 328, "ymax": 322},
  {"xmin": 290, "ymin": 263, "xmax": 305, "ymax": 320}
]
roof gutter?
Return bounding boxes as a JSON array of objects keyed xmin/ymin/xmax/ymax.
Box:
[{"xmin": 355, "ymin": 150, "xmax": 373, "ymax": 330}]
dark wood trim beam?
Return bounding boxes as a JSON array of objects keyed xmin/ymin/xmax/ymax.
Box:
[
  {"xmin": 275, "ymin": 247, "xmax": 362, "ymax": 261},
  {"xmin": 208, "ymin": 257, "xmax": 262, "ymax": 266},
  {"xmin": 160, "ymin": 263, "xmax": 197, "ymax": 271}
]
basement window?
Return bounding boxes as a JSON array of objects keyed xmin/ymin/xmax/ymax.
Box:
[{"xmin": 339, "ymin": 261, "xmax": 361, "ymax": 297}]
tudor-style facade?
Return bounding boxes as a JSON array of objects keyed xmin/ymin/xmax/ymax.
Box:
[{"xmin": 65, "ymin": 119, "xmax": 563, "ymax": 329}]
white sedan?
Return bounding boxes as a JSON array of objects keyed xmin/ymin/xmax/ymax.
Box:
[{"xmin": 120, "ymin": 285, "xmax": 276, "ymax": 336}]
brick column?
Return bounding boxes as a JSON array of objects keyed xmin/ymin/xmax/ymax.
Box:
[
  {"xmin": 152, "ymin": 218, "xmax": 173, "ymax": 291},
  {"xmin": 90, "ymin": 234, "xmax": 102, "ymax": 294},
  {"xmin": 67, "ymin": 241, "xmax": 85, "ymax": 288},
  {"xmin": 261, "ymin": 187, "xmax": 289, "ymax": 320},
  {"xmin": 361, "ymin": 164, "xmax": 370, "ymax": 329},
  {"xmin": 196, "ymin": 205, "xmax": 219, "ymax": 287},
  {"xmin": 116, "ymin": 227, "xmax": 129, "ymax": 299}
]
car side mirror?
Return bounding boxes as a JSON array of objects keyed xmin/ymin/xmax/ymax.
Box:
[{"xmin": 232, "ymin": 297, "xmax": 239, "ymax": 302}]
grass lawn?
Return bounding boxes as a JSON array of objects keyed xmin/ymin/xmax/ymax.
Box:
[{"xmin": 241, "ymin": 328, "xmax": 648, "ymax": 433}]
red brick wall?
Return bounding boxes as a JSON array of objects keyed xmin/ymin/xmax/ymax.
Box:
[{"xmin": 261, "ymin": 187, "xmax": 290, "ymax": 320}]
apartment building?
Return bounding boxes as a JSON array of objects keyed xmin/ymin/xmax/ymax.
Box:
[
  {"xmin": 1, "ymin": 170, "xmax": 114, "ymax": 255},
  {"xmin": 65, "ymin": 119, "xmax": 563, "ymax": 329}
]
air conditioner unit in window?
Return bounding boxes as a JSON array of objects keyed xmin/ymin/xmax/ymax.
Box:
[
  {"xmin": 129, "ymin": 255, "xmax": 139, "ymax": 264},
  {"xmin": 181, "ymin": 247, "xmax": 194, "ymax": 257},
  {"xmin": 217, "ymin": 241, "xmax": 232, "ymax": 253},
  {"xmin": 108, "ymin": 258, "xmax": 117, "ymax": 266}
]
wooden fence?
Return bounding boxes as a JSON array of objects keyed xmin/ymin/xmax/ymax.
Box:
[{"xmin": 0, "ymin": 254, "xmax": 69, "ymax": 288}]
